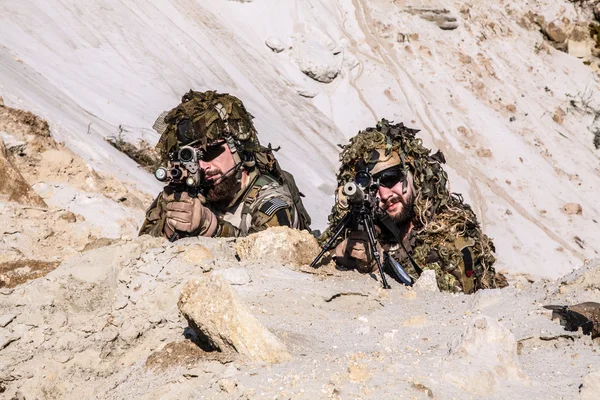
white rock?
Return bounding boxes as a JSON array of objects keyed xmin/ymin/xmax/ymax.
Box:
[
  {"xmin": 413, "ymin": 270, "xmax": 439, "ymax": 292},
  {"xmin": 444, "ymin": 316, "xmax": 528, "ymax": 395},
  {"xmin": 216, "ymin": 268, "xmax": 252, "ymax": 285},
  {"xmin": 296, "ymin": 88, "xmax": 318, "ymax": 98},
  {"xmin": 265, "ymin": 37, "xmax": 286, "ymax": 53}
]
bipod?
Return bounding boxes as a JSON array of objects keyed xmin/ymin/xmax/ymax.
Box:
[{"xmin": 310, "ymin": 211, "xmax": 391, "ymax": 289}]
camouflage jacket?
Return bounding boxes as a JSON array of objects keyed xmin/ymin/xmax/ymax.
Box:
[
  {"xmin": 379, "ymin": 229, "xmax": 481, "ymax": 293},
  {"xmin": 336, "ymin": 226, "xmax": 505, "ymax": 293},
  {"xmin": 139, "ymin": 171, "xmax": 299, "ymax": 238}
]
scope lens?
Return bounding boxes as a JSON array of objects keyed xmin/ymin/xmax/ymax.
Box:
[
  {"xmin": 354, "ymin": 171, "xmax": 371, "ymax": 188},
  {"xmin": 179, "ymin": 147, "xmax": 194, "ymax": 162}
]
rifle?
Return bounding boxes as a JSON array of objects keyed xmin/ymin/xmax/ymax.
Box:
[
  {"xmin": 153, "ymin": 146, "xmax": 209, "ymax": 242},
  {"xmin": 310, "ymin": 170, "xmax": 414, "ymax": 288},
  {"xmin": 154, "ymin": 145, "xmax": 206, "ymax": 192}
]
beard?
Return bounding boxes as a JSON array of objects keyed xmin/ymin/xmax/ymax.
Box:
[
  {"xmin": 385, "ymin": 193, "xmax": 415, "ymax": 226},
  {"xmin": 205, "ymin": 170, "xmax": 240, "ymax": 204}
]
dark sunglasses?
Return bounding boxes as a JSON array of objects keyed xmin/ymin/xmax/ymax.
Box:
[
  {"xmin": 374, "ymin": 166, "xmax": 405, "ymax": 189},
  {"xmin": 198, "ymin": 140, "xmax": 227, "ymax": 162}
]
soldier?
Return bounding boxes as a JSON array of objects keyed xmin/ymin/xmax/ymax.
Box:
[
  {"xmin": 140, "ymin": 90, "xmax": 311, "ymax": 239},
  {"xmin": 321, "ymin": 119, "xmax": 507, "ymax": 293}
]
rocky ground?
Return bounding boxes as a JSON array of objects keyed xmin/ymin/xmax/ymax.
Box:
[
  {"xmin": 0, "ymin": 103, "xmax": 152, "ymax": 287},
  {"xmin": 0, "ymin": 229, "xmax": 599, "ymax": 399}
]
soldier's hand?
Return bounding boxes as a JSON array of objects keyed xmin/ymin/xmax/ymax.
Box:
[
  {"xmin": 164, "ymin": 192, "xmax": 217, "ymax": 238},
  {"xmin": 334, "ymin": 231, "xmax": 381, "ymax": 273}
]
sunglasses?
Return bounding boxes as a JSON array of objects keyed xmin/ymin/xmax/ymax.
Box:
[
  {"xmin": 198, "ymin": 140, "xmax": 227, "ymax": 162},
  {"xmin": 374, "ymin": 166, "xmax": 405, "ymax": 189}
]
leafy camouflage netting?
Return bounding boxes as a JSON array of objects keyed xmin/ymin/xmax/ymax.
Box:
[
  {"xmin": 156, "ymin": 90, "xmax": 260, "ymax": 160},
  {"xmin": 320, "ymin": 119, "xmax": 505, "ymax": 290}
]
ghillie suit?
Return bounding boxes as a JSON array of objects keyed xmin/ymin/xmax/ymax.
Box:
[
  {"xmin": 140, "ymin": 90, "xmax": 310, "ymax": 238},
  {"xmin": 321, "ymin": 119, "xmax": 507, "ymax": 293}
]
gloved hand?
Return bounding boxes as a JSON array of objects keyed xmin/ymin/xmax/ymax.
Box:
[
  {"xmin": 334, "ymin": 231, "xmax": 382, "ymax": 273},
  {"xmin": 164, "ymin": 191, "xmax": 217, "ymax": 239}
]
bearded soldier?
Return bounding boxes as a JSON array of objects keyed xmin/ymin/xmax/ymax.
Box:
[
  {"xmin": 140, "ymin": 90, "xmax": 311, "ymax": 239},
  {"xmin": 321, "ymin": 119, "xmax": 506, "ymax": 293}
]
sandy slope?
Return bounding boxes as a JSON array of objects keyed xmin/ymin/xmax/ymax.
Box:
[{"xmin": 1, "ymin": 1, "xmax": 599, "ymax": 275}]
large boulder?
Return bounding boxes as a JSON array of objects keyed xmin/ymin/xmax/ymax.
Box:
[
  {"xmin": 235, "ymin": 226, "xmax": 320, "ymax": 266},
  {"xmin": 178, "ymin": 273, "xmax": 291, "ymax": 363}
]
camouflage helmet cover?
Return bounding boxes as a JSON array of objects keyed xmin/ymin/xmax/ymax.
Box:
[
  {"xmin": 334, "ymin": 118, "xmax": 449, "ymax": 221},
  {"xmin": 155, "ymin": 90, "xmax": 260, "ymax": 160}
]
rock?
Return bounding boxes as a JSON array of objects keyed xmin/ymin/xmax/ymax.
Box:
[
  {"xmin": 562, "ymin": 203, "xmax": 582, "ymax": 215},
  {"xmin": 0, "ymin": 140, "xmax": 47, "ymax": 207},
  {"xmin": 0, "ymin": 314, "xmax": 16, "ymax": 328},
  {"xmin": 413, "ymin": 270, "xmax": 439, "ymax": 292},
  {"xmin": 444, "ymin": 316, "xmax": 527, "ymax": 395},
  {"xmin": 292, "ymin": 28, "xmax": 342, "ymax": 83},
  {"xmin": 181, "ymin": 244, "xmax": 214, "ymax": 264},
  {"xmin": 0, "ymin": 96, "xmax": 4, "ymax": 106},
  {"xmin": 476, "ymin": 148, "xmax": 493, "ymax": 158},
  {"xmin": 0, "ymin": 131, "xmax": 26, "ymax": 153},
  {"xmin": 556, "ymin": 259, "xmax": 600, "ymax": 297},
  {"xmin": 553, "ymin": 107, "xmax": 566, "ymax": 124},
  {"xmin": 439, "ymin": 20, "xmax": 459, "ymax": 30},
  {"xmin": 216, "ymin": 268, "xmax": 252, "ymax": 285},
  {"xmin": 568, "ymin": 39, "xmax": 592, "ymax": 58},
  {"xmin": 59, "ymin": 211, "xmax": 77, "ymax": 223},
  {"xmin": 580, "ymin": 370, "xmax": 600, "ymax": 400},
  {"xmin": 411, "ymin": 8, "xmax": 458, "ymax": 30},
  {"xmin": 0, "ymin": 331, "xmax": 20, "ymax": 350},
  {"xmin": 218, "ymin": 378, "xmax": 238, "ymax": 393},
  {"xmin": 178, "ymin": 273, "xmax": 291, "ymax": 363},
  {"xmin": 545, "ymin": 21, "xmax": 568, "ymax": 43},
  {"xmin": 235, "ymin": 226, "xmax": 320, "ymax": 266},
  {"xmin": 265, "ymin": 38, "xmax": 285, "ymax": 53},
  {"xmin": 120, "ymin": 324, "xmax": 142, "ymax": 344},
  {"xmin": 296, "ymin": 88, "xmax": 318, "ymax": 98},
  {"xmin": 300, "ymin": 61, "xmax": 340, "ymax": 83}
]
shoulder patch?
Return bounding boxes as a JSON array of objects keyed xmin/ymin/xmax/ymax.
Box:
[{"xmin": 259, "ymin": 198, "xmax": 289, "ymax": 216}]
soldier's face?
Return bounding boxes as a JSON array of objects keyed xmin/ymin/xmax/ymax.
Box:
[
  {"xmin": 198, "ymin": 142, "xmax": 236, "ymax": 183},
  {"xmin": 199, "ymin": 142, "xmax": 239, "ymax": 203},
  {"xmin": 376, "ymin": 169, "xmax": 415, "ymax": 224}
]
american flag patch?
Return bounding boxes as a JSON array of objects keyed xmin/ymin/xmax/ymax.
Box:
[{"xmin": 259, "ymin": 198, "xmax": 289, "ymax": 216}]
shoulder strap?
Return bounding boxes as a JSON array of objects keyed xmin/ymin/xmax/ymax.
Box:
[{"xmin": 239, "ymin": 174, "xmax": 275, "ymax": 235}]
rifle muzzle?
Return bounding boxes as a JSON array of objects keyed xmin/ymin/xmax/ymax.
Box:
[{"xmin": 343, "ymin": 182, "xmax": 365, "ymax": 204}]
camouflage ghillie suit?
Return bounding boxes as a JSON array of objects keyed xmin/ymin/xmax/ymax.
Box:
[
  {"xmin": 322, "ymin": 119, "xmax": 507, "ymax": 293},
  {"xmin": 139, "ymin": 90, "xmax": 310, "ymax": 238}
]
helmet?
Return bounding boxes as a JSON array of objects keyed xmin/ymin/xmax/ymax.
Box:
[
  {"xmin": 334, "ymin": 118, "xmax": 449, "ymax": 222},
  {"xmin": 155, "ymin": 90, "xmax": 260, "ymax": 162}
]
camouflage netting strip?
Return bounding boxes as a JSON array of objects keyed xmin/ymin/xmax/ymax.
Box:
[
  {"xmin": 320, "ymin": 119, "xmax": 504, "ymax": 290},
  {"xmin": 155, "ymin": 90, "xmax": 260, "ymax": 161}
]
